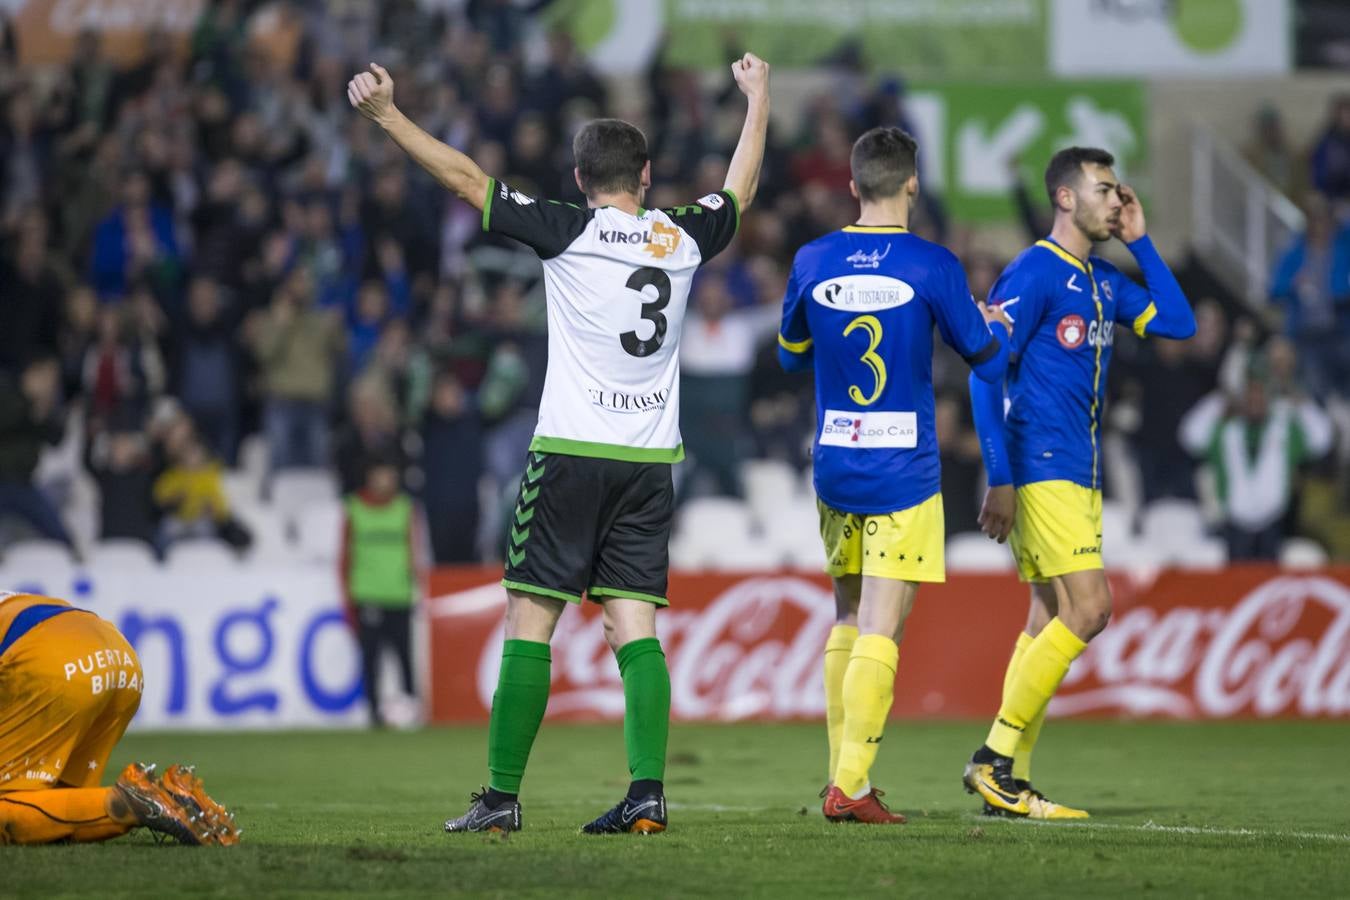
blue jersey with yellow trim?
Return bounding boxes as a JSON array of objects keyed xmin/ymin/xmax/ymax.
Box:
[
  {"xmin": 780, "ymin": 226, "xmax": 1002, "ymax": 514},
  {"xmin": 990, "ymin": 238, "xmax": 1161, "ymax": 489}
]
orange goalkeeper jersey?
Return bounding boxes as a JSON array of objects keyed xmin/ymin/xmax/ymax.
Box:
[{"xmin": 0, "ymin": 592, "xmax": 142, "ymax": 790}]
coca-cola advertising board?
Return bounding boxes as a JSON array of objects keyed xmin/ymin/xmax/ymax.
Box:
[{"xmin": 426, "ymin": 567, "xmax": 1350, "ymax": 722}]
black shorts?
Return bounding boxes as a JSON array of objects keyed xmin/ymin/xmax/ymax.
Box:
[{"xmin": 502, "ymin": 450, "xmax": 673, "ymax": 606}]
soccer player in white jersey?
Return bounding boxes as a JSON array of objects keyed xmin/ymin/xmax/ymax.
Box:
[{"xmin": 349, "ymin": 54, "xmax": 770, "ymax": 834}]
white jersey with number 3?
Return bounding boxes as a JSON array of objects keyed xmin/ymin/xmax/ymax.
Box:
[{"xmin": 482, "ymin": 179, "xmax": 740, "ymax": 463}]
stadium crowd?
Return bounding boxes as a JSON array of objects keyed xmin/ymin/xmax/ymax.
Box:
[{"xmin": 0, "ymin": 2, "xmax": 1348, "ymax": 566}]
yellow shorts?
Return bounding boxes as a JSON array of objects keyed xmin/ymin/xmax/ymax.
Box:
[
  {"xmin": 1009, "ymin": 480, "xmax": 1103, "ymax": 582},
  {"xmin": 818, "ymin": 492, "xmax": 945, "ymax": 583},
  {"xmin": 0, "ymin": 610, "xmax": 143, "ymax": 791}
]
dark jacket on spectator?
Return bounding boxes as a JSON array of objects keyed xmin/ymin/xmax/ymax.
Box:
[{"xmin": 0, "ymin": 379, "xmax": 63, "ymax": 482}]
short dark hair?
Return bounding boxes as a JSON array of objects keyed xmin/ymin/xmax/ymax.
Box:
[
  {"xmin": 1044, "ymin": 147, "xmax": 1115, "ymax": 204},
  {"xmin": 364, "ymin": 450, "xmax": 401, "ymax": 480},
  {"xmin": 573, "ymin": 119, "xmax": 648, "ymax": 196},
  {"xmin": 850, "ymin": 127, "xmax": 918, "ymax": 202}
]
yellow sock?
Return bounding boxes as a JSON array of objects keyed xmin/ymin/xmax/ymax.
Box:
[
  {"xmin": 986, "ymin": 618, "xmax": 1085, "ymax": 758},
  {"xmin": 824, "ymin": 624, "xmax": 859, "ymax": 783},
  {"xmin": 1001, "ymin": 631, "xmax": 1033, "ymax": 703},
  {"xmin": 1014, "ymin": 705, "xmax": 1047, "ymax": 782},
  {"xmin": 834, "ymin": 634, "xmax": 898, "ymax": 797},
  {"xmin": 1001, "ymin": 631, "xmax": 1036, "ymax": 780}
]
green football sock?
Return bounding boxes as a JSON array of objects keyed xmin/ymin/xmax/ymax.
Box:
[
  {"xmin": 617, "ymin": 637, "xmax": 670, "ymax": 783},
  {"xmin": 487, "ymin": 639, "xmax": 552, "ymax": 794}
]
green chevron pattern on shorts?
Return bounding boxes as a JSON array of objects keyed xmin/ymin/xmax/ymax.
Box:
[{"xmin": 508, "ymin": 453, "xmax": 546, "ymax": 567}]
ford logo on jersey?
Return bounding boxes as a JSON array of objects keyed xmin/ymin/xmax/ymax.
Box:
[
  {"xmin": 812, "ymin": 274, "xmax": 915, "ymax": 311},
  {"xmin": 819, "ymin": 409, "xmax": 918, "ymax": 449}
]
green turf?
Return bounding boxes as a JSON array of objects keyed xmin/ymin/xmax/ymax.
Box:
[{"xmin": 4, "ymin": 721, "xmax": 1348, "ymax": 898}]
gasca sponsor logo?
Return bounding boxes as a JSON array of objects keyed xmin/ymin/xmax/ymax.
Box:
[{"xmin": 812, "ymin": 274, "xmax": 914, "ymax": 311}]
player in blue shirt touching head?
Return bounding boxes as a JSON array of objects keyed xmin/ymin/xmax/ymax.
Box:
[
  {"xmin": 779, "ymin": 127, "xmax": 1011, "ymax": 825},
  {"xmin": 963, "ymin": 147, "xmax": 1196, "ymax": 819}
]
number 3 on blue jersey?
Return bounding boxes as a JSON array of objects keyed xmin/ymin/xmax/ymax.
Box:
[{"xmin": 843, "ymin": 314, "xmax": 886, "ymax": 406}]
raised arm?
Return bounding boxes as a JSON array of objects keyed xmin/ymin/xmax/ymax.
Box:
[
  {"xmin": 348, "ymin": 63, "xmax": 491, "ymax": 210},
  {"xmin": 1112, "ymin": 184, "xmax": 1196, "ymax": 340},
  {"xmin": 723, "ymin": 53, "xmax": 770, "ymax": 212}
]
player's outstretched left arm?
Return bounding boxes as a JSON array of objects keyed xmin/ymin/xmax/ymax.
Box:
[
  {"xmin": 723, "ymin": 53, "xmax": 770, "ymax": 212},
  {"xmin": 348, "ymin": 63, "xmax": 490, "ymax": 210},
  {"xmin": 1112, "ymin": 184, "xmax": 1196, "ymax": 340}
]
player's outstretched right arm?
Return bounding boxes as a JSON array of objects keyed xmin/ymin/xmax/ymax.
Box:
[
  {"xmin": 349, "ymin": 63, "xmax": 490, "ymax": 210},
  {"xmin": 723, "ymin": 53, "xmax": 770, "ymax": 212}
]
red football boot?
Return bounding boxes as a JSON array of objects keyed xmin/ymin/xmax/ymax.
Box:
[{"xmin": 821, "ymin": 785, "xmax": 907, "ymax": 824}]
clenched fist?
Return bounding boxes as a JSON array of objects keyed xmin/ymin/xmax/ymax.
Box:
[
  {"xmin": 348, "ymin": 62, "xmax": 396, "ymax": 126},
  {"xmin": 731, "ymin": 52, "xmax": 769, "ymax": 100}
]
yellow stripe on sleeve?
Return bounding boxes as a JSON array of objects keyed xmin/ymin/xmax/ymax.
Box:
[
  {"xmin": 1133, "ymin": 302, "xmax": 1158, "ymax": 338},
  {"xmin": 778, "ymin": 333, "xmax": 813, "ymax": 353}
]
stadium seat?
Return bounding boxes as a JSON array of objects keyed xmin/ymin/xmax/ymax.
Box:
[
  {"xmin": 86, "ymin": 539, "xmax": 158, "ymax": 572},
  {"xmin": 668, "ymin": 534, "xmax": 704, "ymax": 570},
  {"xmin": 238, "ymin": 434, "xmax": 269, "ymax": 485},
  {"xmin": 295, "ymin": 499, "xmax": 345, "ymax": 563},
  {"xmin": 1280, "ymin": 537, "xmax": 1328, "ymax": 569},
  {"xmin": 705, "ymin": 537, "xmax": 787, "ymax": 572},
  {"xmin": 946, "ymin": 532, "xmax": 1016, "ymax": 572},
  {"xmin": 238, "ymin": 506, "xmax": 297, "ymax": 564},
  {"xmin": 223, "ymin": 468, "xmax": 262, "ymax": 511},
  {"xmin": 742, "ymin": 459, "xmax": 800, "ymax": 523},
  {"xmin": 785, "ymin": 535, "xmax": 827, "ymax": 571},
  {"xmin": 1172, "ymin": 536, "xmax": 1228, "ymax": 569},
  {"xmin": 64, "ymin": 469, "xmax": 101, "ymax": 557},
  {"xmin": 798, "ymin": 465, "xmax": 815, "ymax": 498},
  {"xmin": 672, "ymin": 497, "xmax": 756, "ymax": 570},
  {"xmin": 165, "ymin": 538, "xmax": 238, "ymax": 570},
  {"xmin": 1, "ymin": 539, "xmax": 76, "ymax": 572},
  {"xmin": 1102, "ymin": 539, "xmax": 1162, "ymax": 573},
  {"xmin": 271, "ymin": 468, "xmax": 340, "ymax": 515},
  {"xmin": 1141, "ymin": 499, "xmax": 1207, "ymax": 549},
  {"xmin": 675, "ymin": 497, "xmax": 754, "ymax": 541},
  {"xmin": 759, "ymin": 494, "xmax": 819, "ymax": 553},
  {"xmin": 1100, "ymin": 499, "xmax": 1135, "ymax": 542}
]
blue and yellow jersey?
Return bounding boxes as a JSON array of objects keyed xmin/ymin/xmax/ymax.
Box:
[
  {"xmin": 974, "ymin": 235, "xmax": 1196, "ymax": 490},
  {"xmin": 779, "ymin": 226, "xmax": 1007, "ymax": 514}
]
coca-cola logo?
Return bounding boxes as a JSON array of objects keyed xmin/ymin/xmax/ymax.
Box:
[
  {"xmin": 475, "ymin": 577, "xmax": 836, "ymax": 720},
  {"xmin": 1054, "ymin": 576, "xmax": 1350, "ymax": 718}
]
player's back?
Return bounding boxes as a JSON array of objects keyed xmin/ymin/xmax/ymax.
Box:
[
  {"xmin": 482, "ymin": 181, "xmax": 739, "ymax": 462},
  {"xmin": 0, "ymin": 592, "xmax": 74, "ymax": 652},
  {"xmin": 785, "ymin": 226, "xmax": 995, "ymax": 514}
]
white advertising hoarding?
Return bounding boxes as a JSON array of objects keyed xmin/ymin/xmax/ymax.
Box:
[
  {"xmin": 1051, "ymin": 0, "xmax": 1291, "ymax": 77},
  {"xmin": 1, "ymin": 561, "xmax": 367, "ymax": 730}
]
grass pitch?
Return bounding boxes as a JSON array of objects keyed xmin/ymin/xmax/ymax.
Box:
[{"xmin": 4, "ymin": 721, "xmax": 1348, "ymax": 898}]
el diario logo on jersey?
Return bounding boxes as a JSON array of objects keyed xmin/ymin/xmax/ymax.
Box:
[
  {"xmin": 812, "ymin": 275, "xmax": 915, "ymax": 311},
  {"xmin": 588, "ymin": 387, "xmax": 669, "ymax": 414}
]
